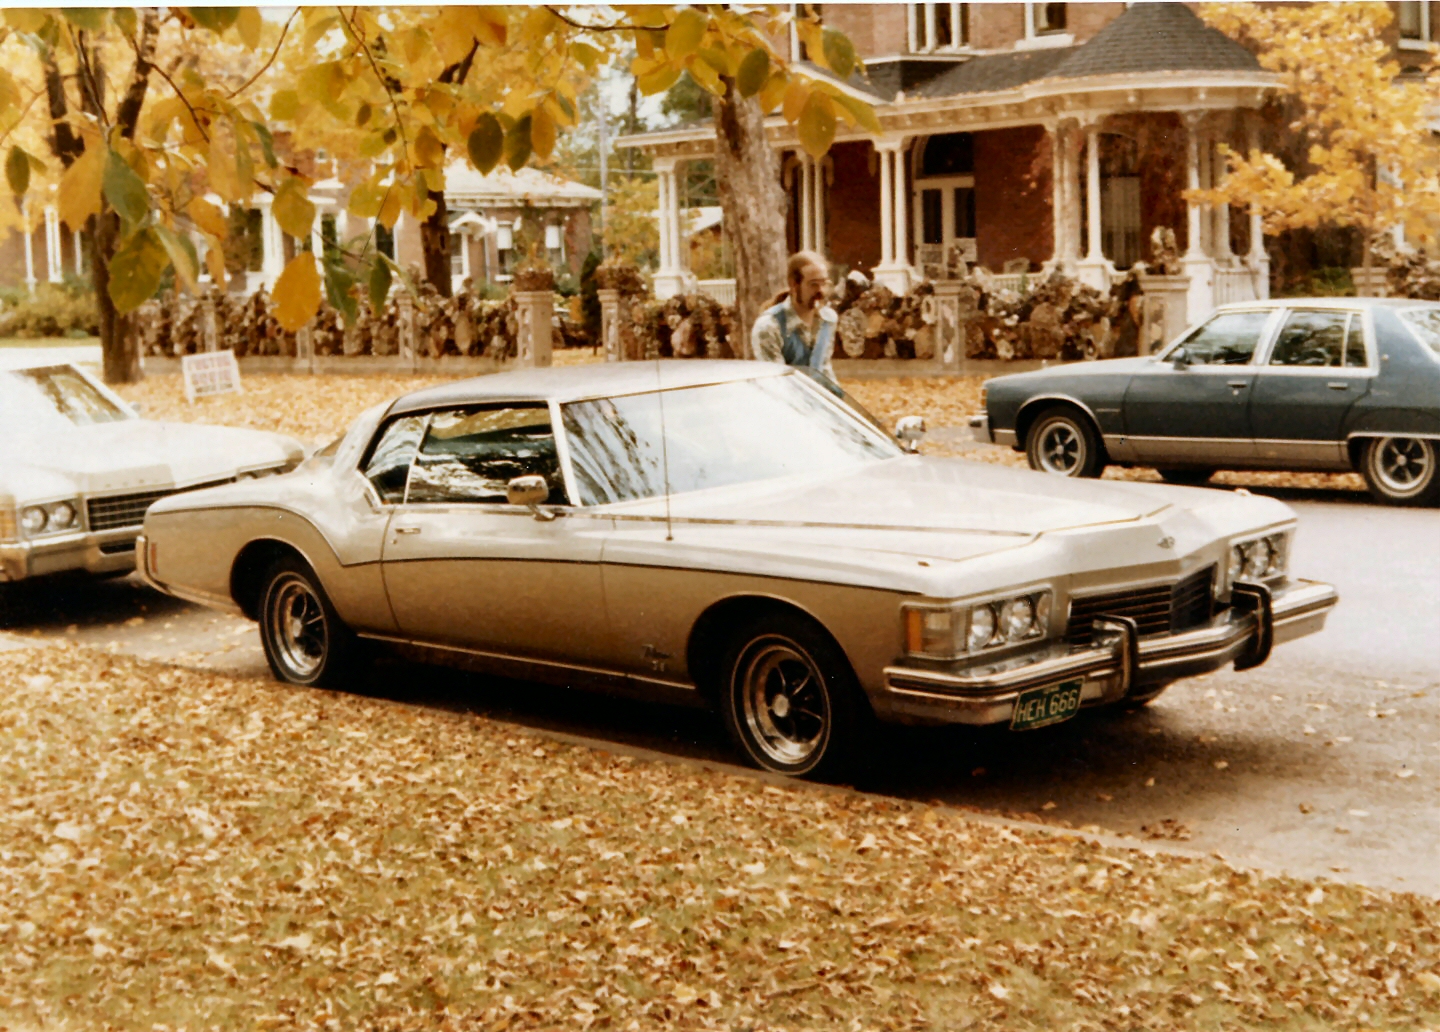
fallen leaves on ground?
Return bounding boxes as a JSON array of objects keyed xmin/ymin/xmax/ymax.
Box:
[{"xmin": 2, "ymin": 646, "xmax": 1439, "ymax": 1031}]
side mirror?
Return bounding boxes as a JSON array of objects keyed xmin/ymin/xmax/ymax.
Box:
[
  {"xmin": 895, "ymin": 415, "xmax": 927, "ymax": 454},
  {"xmin": 506, "ymin": 475, "xmax": 556, "ymax": 521},
  {"xmin": 1170, "ymin": 347, "xmax": 1191, "ymax": 370}
]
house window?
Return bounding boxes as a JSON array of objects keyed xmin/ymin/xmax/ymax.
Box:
[
  {"xmin": 1399, "ymin": 2, "xmax": 1432, "ymax": 45},
  {"xmin": 788, "ymin": 4, "xmax": 823, "ymax": 62},
  {"xmin": 320, "ymin": 213, "xmax": 339, "ymax": 261},
  {"xmin": 912, "ymin": 133, "xmax": 977, "ymax": 266},
  {"xmin": 375, "ymin": 221, "xmax": 395, "ymax": 260},
  {"xmin": 450, "ymin": 232, "xmax": 466, "ymax": 279},
  {"xmin": 1020, "ymin": 1, "xmax": 1072, "ymax": 47},
  {"xmin": 909, "ymin": 3, "xmax": 968, "ymax": 53},
  {"xmin": 496, "ymin": 224, "xmax": 515, "ymax": 277},
  {"xmin": 1101, "ymin": 177, "xmax": 1142, "ymax": 269},
  {"xmin": 545, "ymin": 223, "xmax": 565, "ymax": 265}
]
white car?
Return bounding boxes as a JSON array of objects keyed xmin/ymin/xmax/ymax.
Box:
[{"xmin": 1, "ymin": 362, "xmax": 304, "ymax": 584}]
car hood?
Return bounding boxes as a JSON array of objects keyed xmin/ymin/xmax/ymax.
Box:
[
  {"xmin": 0, "ymin": 419, "xmax": 302, "ymax": 498},
  {"xmin": 598, "ymin": 457, "xmax": 1295, "ymax": 595},
  {"xmin": 994, "ymin": 356, "xmax": 1156, "ymax": 384}
]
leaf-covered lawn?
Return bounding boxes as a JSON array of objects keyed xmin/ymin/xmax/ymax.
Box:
[
  {"xmin": 2, "ymin": 645, "xmax": 1438, "ymax": 1031},
  {"xmin": 113, "ymin": 365, "xmax": 1366, "ymax": 495}
]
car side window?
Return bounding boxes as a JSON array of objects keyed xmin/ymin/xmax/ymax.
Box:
[
  {"xmin": 1175, "ymin": 310, "xmax": 1269, "ymax": 365},
  {"xmin": 1269, "ymin": 310, "xmax": 1354, "ymax": 368},
  {"xmin": 407, "ymin": 405, "xmax": 568, "ymax": 505},
  {"xmin": 362, "ymin": 415, "xmax": 428, "ymax": 503}
]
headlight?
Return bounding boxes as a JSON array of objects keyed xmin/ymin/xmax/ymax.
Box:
[
  {"xmin": 20, "ymin": 506, "xmax": 47, "ymax": 535},
  {"xmin": 905, "ymin": 589, "xmax": 1051, "ymax": 659},
  {"xmin": 50, "ymin": 502, "xmax": 77, "ymax": 530},
  {"xmin": 1230, "ymin": 530, "xmax": 1292, "ymax": 584}
]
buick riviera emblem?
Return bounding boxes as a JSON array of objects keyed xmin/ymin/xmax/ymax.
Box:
[{"xmin": 1157, "ymin": 535, "xmax": 1176, "ymax": 550}]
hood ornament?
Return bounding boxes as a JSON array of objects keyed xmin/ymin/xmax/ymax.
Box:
[{"xmin": 1157, "ymin": 535, "xmax": 1176, "ymax": 550}]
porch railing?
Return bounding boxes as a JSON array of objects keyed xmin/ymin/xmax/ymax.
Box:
[
  {"xmin": 696, "ymin": 278, "xmax": 737, "ymax": 304},
  {"xmin": 1214, "ymin": 266, "xmax": 1262, "ymax": 306}
]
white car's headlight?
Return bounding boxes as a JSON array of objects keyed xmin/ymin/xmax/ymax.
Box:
[
  {"xmin": 20, "ymin": 506, "xmax": 48, "ymax": 535},
  {"xmin": 905, "ymin": 589, "xmax": 1052, "ymax": 659},
  {"xmin": 50, "ymin": 501, "xmax": 77, "ymax": 531},
  {"xmin": 1229, "ymin": 530, "xmax": 1291, "ymax": 584}
]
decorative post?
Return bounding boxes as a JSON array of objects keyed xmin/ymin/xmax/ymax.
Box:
[
  {"xmin": 1181, "ymin": 113, "xmax": 1216, "ymax": 325},
  {"xmin": 396, "ymin": 290, "xmax": 418, "ymax": 370},
  {"xmin": 513, "ymin": 290, "xmax": 554, "ymax": 368},
  {"xmin": 598, "ymin": 287, "xmax": 623, "ymax": 362},
  {"xmin": 199, "ymin": 291, "xmax": 219, "ymax": 353},
  {"xmin": 653, "ymin": 157, "xmax": 690, "ymax": 300}
]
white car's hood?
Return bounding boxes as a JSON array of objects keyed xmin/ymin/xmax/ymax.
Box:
[{"xmin": 0, "ymin": 419, "xmax": 301, "ymax": 498}]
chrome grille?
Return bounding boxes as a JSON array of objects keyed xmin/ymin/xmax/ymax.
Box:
[
  {"xmin": 86, "ymin": 478, "xmax": 234, "ymax": 532},
  {"xmin": 1066, "ymin": 566, "xmax": 1215, "ymax": 646}
]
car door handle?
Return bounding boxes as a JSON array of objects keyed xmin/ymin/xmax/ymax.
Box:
[
  {"xmin": 1227, "ymin": 380, "xmax": 1248, "ymax": 389},
  {"xmin": 395, "ymin": 526, "xmax": 421, "ymax": 535},
  {"xmin": 1327, "ymin": 382, "xmax": 1349, "ymax": 391}
]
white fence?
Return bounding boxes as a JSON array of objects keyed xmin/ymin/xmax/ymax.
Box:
[
  {"xmin": 696, "ymin": 278, "xmax": 737, "ymax": 305},
  {"xmin": 1213, "ymin": 266, "xmax": 1264, "ymax": 306}
]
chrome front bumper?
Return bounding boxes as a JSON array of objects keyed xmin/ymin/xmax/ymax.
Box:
[
  {"xmin": 875, "ymin": 578, "xmax": 1338, "ymax": 726},
  {"xmin": 968, "ymin": 414, "xmax": 1017, "ymax": 448},
  {"xmin": 0, "ymin": 528, "xmax": 140, "ymax": 582}
]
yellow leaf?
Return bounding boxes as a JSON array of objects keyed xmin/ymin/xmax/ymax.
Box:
[
  {"xmin": 665, "ymin": 7, "xmax": 707, "ymax": 60},
  {"xmin": 207, "ymin": 123, "xmax": 244, "ymax": 203},
  {"xmin": 108, "ymin": 228, "xmax": 168, "ymax": 313},
  {"xmin": 186, "ymin": 197, "xmax": 228, "ymax": 240},
  {"xmin": 797, "ymin": 91, "xmax": 836, "ymax": 158},
  {"xmin": 377, "ymin": 186, "xmax": 402, "ymax": 230},
  {"xmin": 783, "ymin": 79, "xmax": 809, "ymax": 123},
  {"xmin": 636, "ymin": 64, "xmax": 681, "ymax": 96},
  {"xmin": 271, "ymin": 89, "xmax": 300, "ymax": 123},
  {"xmin": 272, "ymin": 176, "xmax": 315, "ymax": 240},
  {"xmin": 58, "ymin": 144, "xmax": 104, "ymax": 231},
  {"xmin": 274, "ymin": 252, "xmax": 322, "ymax": 331},
  {"xmin": 236, "ymin": 7, "xmax": 262, "ymax": 49},
  {"xmin": 758, "ymin": 74, "xmax": 788, "ymax": 115},
  {"xmin": 530, "ymin": 107, "xmax": 556, "ymax": 160},
  {"xmin": 414, "ymin": 126, "xmax": 445, "ymax": 169},
  {"xmin": 206, "ymin": 244, "xmax": 227, "ymax": 285}
]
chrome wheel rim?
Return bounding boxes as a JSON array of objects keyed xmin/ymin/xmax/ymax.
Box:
[
  {"xmin": 265, "ymin": 574, "xmax": 328, "ymax": 679},
  {"xmin": 1372, "ymin": 437, "xmax": 1434, "ymax": 496},
  {"xmin": 737, "ymin": 639, "xmax": 829, "ymax": 767},
  {"xmin": 1036, "ymin": 421, "xmax": 1084, "ymax": 475}
]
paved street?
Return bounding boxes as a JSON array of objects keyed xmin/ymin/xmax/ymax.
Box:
[{"xmin": 3, "ymin": 474, "xmax": 1436, "ymax": 895}]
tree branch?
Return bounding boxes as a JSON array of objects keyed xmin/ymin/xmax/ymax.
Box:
[
  {"xmin": 125, "ymin": 24, "xmax": 210, "ymax": 144},
  {"xmin": 227, "ymin": 10, "xmax": 297, "ymax": 99},
  {"xmin": 543, "ymin": 7, "xmax": 649, "ymax": 32},
  {"xmin": 339, "ymin": 6, "xmax": 410, "ymax": 164},
  {"xmin": 114, "ymin": 8, "xmax": 159, "ymax": 141}
]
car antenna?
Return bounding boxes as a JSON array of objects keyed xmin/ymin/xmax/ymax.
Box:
[{"xmin": 655, "ymin": 358, "xmax": 674, "ymax": 541}]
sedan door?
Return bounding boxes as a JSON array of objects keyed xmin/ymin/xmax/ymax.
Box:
[
  {"xmin": 1122, "ymin": 308, "xmax": 1279, "ymax": 465},
  {"xmin": 1248, "ymin": 307, "xmax": 1373, "ymax": 469},
  {"xmin": 377, "ymin": 403, "xmax": 612, "ymax": 666}
]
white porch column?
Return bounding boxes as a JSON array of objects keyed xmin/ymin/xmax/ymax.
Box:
[
  {"xmin": 653, "ymin": 158, "xmax": 689, "ymax": 300},
  {"xmin": 73, "ymin": 229, "xmax": 84, "ymax": 275},
  {"xmin": 310, "ymin": 206, "xmax": 326, "ymax": 261},
  {"xmin": 813, "ymin": 157, "xmax": 827, "ymax": 254},
  {"xmin": 873, "ymin": 140, "xmax": 913, "ymax": 293},
  {"xmin": 1245, "ymin": 118, "xmax": 1270, "ymax": 298},
  {"xmin": 878, "ymin": 143, "xmax": 894, "ymax": 266},
  {"xmin": 21, "ymin": 200, "xmax": 35, "ymax": 295},
  {"xmin": 1077, "ymin": 124, "xmax": 1111, "ymax": 290},
  {"xmin": 258, "ymin": 196, "xmax": 284, "ymax": 289},
  {"xmin": 44, "ymin": 206, "xmax": 62, "ymax": 283},
  {"xmin": 1046, "ymin": 120, "xmax": 1081, "ymax": 277},
  {"xmin": 1181, "ymin": 113, "xmax": 1216, "ymax": 323},
  {"xmin": 1209, "ymin": 134, "xmax": 1233, "ymax": 261},
  {"xmin": 798, "ymin": 153, "xmax": 814, "ymax": 251}
]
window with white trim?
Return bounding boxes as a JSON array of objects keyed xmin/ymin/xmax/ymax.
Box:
[
  {"xmin": 1019, "ymin": 1, "xmax": 1072, "ymax": 48},
  {"xmin": 545, "ymin": 223, "xmax": 565, "ymax": 265},
  {"xmin": 1399, "ymin": 1, "xmax": 1433, "ymax": 46},
  {"xmin": 496, "ymin": 224, "xmax": 515, "ymax": 278},
  {"xmin": 909, "ymin": 3, "xmax": 968, "ymax": 53}
]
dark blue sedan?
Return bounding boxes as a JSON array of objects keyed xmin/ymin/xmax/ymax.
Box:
[{"xmin": 971, "ymin": 299, "xmax": 1440, "ymax": 505}]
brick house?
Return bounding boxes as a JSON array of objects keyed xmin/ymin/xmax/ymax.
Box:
[{"xmin": 622, "ymin": 2, "xmax": 1440, "ymax": 324}]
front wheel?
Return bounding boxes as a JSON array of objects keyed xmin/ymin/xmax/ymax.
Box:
[
  {"xmin": 721, "ymin": 613, "xmax": 871, "ymax": 780},
  {"xmin": 1360, "ymin": 436, "xmax": 1440, "ymax": 506},
  {"xmin": 258, "ymin": 556, "xmax": 359, "ymax": 687},
  {"xmin": 1025, "ymin": 407, "xmax": 1106, "ymax": 478}
]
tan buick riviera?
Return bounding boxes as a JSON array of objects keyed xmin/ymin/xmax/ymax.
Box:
[{"xmin": 139, "ymin": 362, "xmax": 1338, "ymax": 779}]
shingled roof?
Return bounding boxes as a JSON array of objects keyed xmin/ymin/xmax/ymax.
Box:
[
  {"xmin": 1043, "ymin": 2, "xmax": 1260, "ymax": 81},
  {"xmin": 911, "ymin": 3, "xmax": 1260, "ymax": 100}
]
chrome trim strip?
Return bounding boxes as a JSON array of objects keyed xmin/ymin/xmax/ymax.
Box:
[{"xmin": 1346, "ymin": 431, "xmax": 1440, "ymax": 442}]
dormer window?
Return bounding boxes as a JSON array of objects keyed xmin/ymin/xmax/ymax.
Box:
[
  {"xmin": 1399, "ymin": 1, "xmax": 1433, "ymax": 48},
  {"xmin": 1019, "ymin": 1, "xmax": 1072, "ymax": 49},
  {"xmin": 909, "ymin": 3, "xmax": 968, "ymax": 54}
]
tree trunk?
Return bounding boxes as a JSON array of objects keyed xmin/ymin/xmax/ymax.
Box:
[
  {"xmin": 91, "ymin": 210, "xmax": 141, "ymax": 383},
  {"xmin": 713, "ymin": 85, "xmax": 787, "ymax": 360},
  {"xmin": 420, "ymin": 187, "xmax": 452, "ymax": 297}
]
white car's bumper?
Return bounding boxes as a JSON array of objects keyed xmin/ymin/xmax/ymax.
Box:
[{"xmin": 0, "ymin": 527, "xmax": 140, "ymax": 582}]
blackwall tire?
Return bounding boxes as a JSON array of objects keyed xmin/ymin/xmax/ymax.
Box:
[
  {"xmin": 1025, "ymin": 407, "xmax": 1106, "ymax": 479},
  {"xmin": 1361, "ymin": 436, "xmax": 1440, "ymax": 506},
  {"xmin": 720, "ymin": 613, "xmax": 871, "ymax": 781},
  {"xmin": 257, "ymin": 556, "xmax": 360, "ymax": 688}
]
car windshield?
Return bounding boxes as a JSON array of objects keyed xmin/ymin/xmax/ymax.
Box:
[
  {"xmin": 0, "ymin": 365, "xmax": 130, "ymax": 431},
  {"xmin": 1397, "ymin": 307, "xmax": 1440, "ymax": 359},
  {"xmin": 561, "ymin": 374, "xmax": 902, "ymax": 505}
]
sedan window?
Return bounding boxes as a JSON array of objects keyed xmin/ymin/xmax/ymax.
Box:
[
  {"xmin": 363, "ymin": 415, "xmax": 427, "ymax": 503},
  {"xmin": 1398, "ymin": 307, "xmax": 1440, "ymax": 359},
  {"xmin": 407, "ymin": 406, "xmax": 567, "ymax": 505},
  {"xmin": 1173, "ymin": 310, "xmax": 1270, "ymax": 365},
  {"xmin": 1269, "ymin": 310, "xmax": 1357, "ymax": 368},
  {"xmin": 562, "ymin": 374, "xmax": 899, "ymax": 506}
]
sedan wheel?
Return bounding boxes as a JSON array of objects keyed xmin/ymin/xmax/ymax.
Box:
[
  {"xmin": 1026, "ymin": 407, "xmax": 1105, "ymax": 478},
  {"xmin": 721, "ymin": 615, "xmax": 869, "ymax": 780},
  {"xmin": 258, "ymin": 557, "xmax": 359, "ymax": 687},
  {"xmin": 1361, "ymin": 436, "xmax": 1440, "ymax": 506}
]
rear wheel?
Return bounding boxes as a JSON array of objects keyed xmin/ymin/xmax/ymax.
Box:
[
  {"xmin": 1361, "ymin": 436, "xmax": 1440, "ymax": 506},
  {"xmin": 258, "ymin": 556, "xmax": 360, "ymax": 687},
  {"xmin": 720, "ymin": 613, "xmax": 871, "ymax": 780},
  {"xmin": 1025, "ymin": 407, "xmax": 1106, "ymax": 479},
  {"xmin": 1157, "ymin": 468, "xmax": 1216, "ymax": 487}
]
